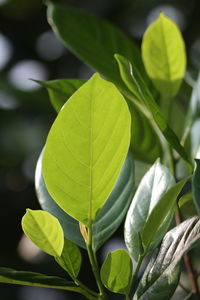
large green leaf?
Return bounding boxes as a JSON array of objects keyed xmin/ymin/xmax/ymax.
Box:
[
  {"xmin": 141, "ymin": 13, "xmax": 186, "ymax": 100},
  {"xmin": 192, "ymin": 159, "xmax": 200, "ymax": 215},
  {"xmin": 46, "ymin": 2, "xmax": 162, "ymax": 164},
  {"xmin": 55, "ymin": 239, "xmax": 82, "ymax": 278},
  {"xmin": 124, "ymin": 159, "xmax": 175, "ymax": 261},
  {"xmin": 142, "ymin": 176, "xmax": 190, "ymax": 251},
  {"xmin": 100, "ymin": 250, "xmax": 132, "ymax": 295},
  {"xmin": 46, "ymin": 1, "xmax": 144, "ymax": 90},
  {"xmin": 134, "ymin": 217, "xmax": 200, "ymax": 300},
  {"xmin": 42, "ymin": 74, "xmax": 131, "ymax": 226},
  {"xmin": 35, "ymin": 79, "xmax": 86, "ymax": 113},
  {"xmin": 22, "ymin": 209, "xmax": 64, "ymax": 257},
  {"xmin": 0, "ymin": 267, "xmax": 77, "ymax": 290},
  {"xmin": 36, "ymin": 149, "xmax": 134, "ymax": 250},
  {"xmin": 115, "ymin": 54, "xmax": 190, "ymax": 164}
]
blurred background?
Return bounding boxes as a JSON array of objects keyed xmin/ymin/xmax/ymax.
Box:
[{"xmin": 0, "ymin": 0, "xmax": 200, "ymax": 299}]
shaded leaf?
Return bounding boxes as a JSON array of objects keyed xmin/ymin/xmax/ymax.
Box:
[
  {"xmin": 36, "ymin": 149, "xmax": 134, "ymax": 250},
  {"xmin": 22, "ymin": 209, "xmax": 64, "ymax": 257},
  {"xmin": 115, "ymin": 54, "xmax": 190, "ymax": 164},
  {"xmin": 142, "ymin": 13, "xmax": 186, "ymax": 99},
  {"xmin": 125, "ymin": 159, "xmax": 175, "ymax": 261},
  {"xmin": 42, "ymin": 74, "xmax": 131, "ymax": 226},
  {"xmin": 134, "ymin": 217, "xmax": 200, "ymax": 300},
  {"xmin": 55, "ymin": 239, "xmax": 82, "ymax": 278},
  {"xmin": 35, "ymin": 79, "xmax": 86, "ymax": 113},
  {"xmin": 100, "ymin": 250, "xmax": 132, "ymax": 295},
  {"xmin": 192, "ymin": 159, "xmax": 200, "ymax": 215}
]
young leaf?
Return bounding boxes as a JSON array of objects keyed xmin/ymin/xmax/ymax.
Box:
[
  {"xmin": 100, "ymin": 250, "xmax": 132, "ymax": 295},
  {"xmin": 36, "ymin": 149, "xmax": 134, "ymax": 250},
  {"xmin": 22, "ymin": 209, "xmax": 64, "ymax": 257},
  {"xmin": 42, "ymin": 73, "xmax": 131, "ymax": 226},
  {"xmin": 142, "ymin": 176, "xmax": 191, "ymax": 250},
  {"xmin": 192, "ymin": 159, "xmax": 200, "ymax": 215},
  {"xmin": 35, "ymin": 79, "xmax": 86, "ymax": 113},
  {"xmin": 142, "ymin": 13, "xmax": 186, "ymax": 99},
  {"xmin": 134, "ymin": 217, "xmax": 200, "ymax": 300},
  {"xmin": 124, "ymin": 159, "xmax": 175, "ymax": 261},
  {"xmin": 0, "ymin": 267, "xmax": 77, "ymax": 291},
  {"xmin": 115, "ymin": 54, "xmax": 190, "ymax": 164},
  {"xmin": 55, "ymin": 239, "xmax": 82, "ymax": 278}
]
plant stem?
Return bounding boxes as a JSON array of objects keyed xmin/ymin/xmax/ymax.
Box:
[
  {"xmin": 128, "ymin": 255, "xmax": 144, "ymax": 297},
  {"xmin": 74, "ymin": 279, "xmax": 99, "ymax": 297},
  {"xmin": 86, "ymin": 227, "xmax": 108, "ymax": 300}
]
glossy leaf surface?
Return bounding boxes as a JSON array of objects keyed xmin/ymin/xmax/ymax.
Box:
[
  {"xmin": 125, "ymin": 159, "xmax": 175, "ymax": 261},
  {"xmin": 35, "ymin": 79, "xmax": 85, "ymax": 113},
  {"xmin": 142, "ymin": 13, "xmax": 186, "ymax": 99},
  {"xmin": 115, "ymin": 54, "xmax": 190, "ymax": 163},
  {"xmin": 100, "ymin": 250, "xmax": 132, "ymax": 295},
  {"xmin": 55, "ymin": 239, "xmax": 82, "ymax": 278},
  {"xmin": 192, "ymin": 159, "xmax": 200, "ymax": 215},
  {"xmin": 42, "ymin": 74, "xmax": 131, "ymax": 226},
  {"xmin": 22, "ymin": 209, "xmax": 64, "ymax": 257},
  {"xmin": 142, "ymin": 176, "xmax": 190, "ymax": 250},
  {"xmin": 134, "ymin": 217, "xmax": 200, "ymax": 300},
  {"xmin": 36, "ymin": 150, "xmax": 134, "ymax": 250}
]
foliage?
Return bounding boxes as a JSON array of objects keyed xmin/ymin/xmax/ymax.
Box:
[{"xmin": 1, "ymin": 2, "xmax": 200, "ymax": 300}]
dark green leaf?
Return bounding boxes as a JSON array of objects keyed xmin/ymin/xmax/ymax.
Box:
[
  {"xmin": 115, "ymin": 54, "xmax": 190, "ymax": 164},
  {"xmin": 100, "ymin": 250, "xmax": 132, "ymax": 295},
  {"xmin": 35, "ymin": 79, "xmax": 86, "ymax": 113},
  {"xmin": 134, "ymin": 217, "xmax": 200, "ymax": 300},
  {"xmin": 142, "ymin": 176, "xmax": 190, "ymax": 251},
  {"xmin": 192, "ymin": 159, "xmax": 200, "ymax": 215},
  {"xmin": 125, "ymin": 159, "xmax": 175, "ymax": 261},
  {"xmin": 55, "ymin": 239, "xmax": 82, "ymax": 278},
  {"xmin": 0, "ymin": 267, "xmax": 77, "ymax": 290},
  {"xmin": 36, "ymin": 150, "xmax": 134, "ymax": 250}
]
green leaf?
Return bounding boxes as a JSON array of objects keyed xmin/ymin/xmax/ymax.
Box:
[
  {"xmin": 192, "ymin": 159, "xmax": 200, "ymax": 215},
  {"xmin": 55, "ymin": 239, "xmax": 82, "ymax": 278},
  {"xmin": 35, "ymin": 79, "xmax": 86, "ymax": 113},
  {"xmin": 134, "ymin": 217, "xmax": 200, "ymax": 300},
  {"xmin": 22, "ymin": 209, "xmax": 64, "ymax": 257},
  {"xmin": 42, "ymin": 74, "xmax": 131, "ymax": 226},
  {"xmin": 142, "ymin": 176, "xmax": 191, "ymax": 251},
  {"xmin": 46, "ymin": 2, "xmax": 144, "ymax": 91},
  {"xmin": 0, "ymin": 267, "xmax": 77, "ymax": 291},
  {"xmin": 124, "ymin": 159, "xmax": 175, "ymax": 261},
  {"xmin": 141, "ymin": 12, "xmax": 186, "ymax": 99},
  {"xmin": 115, "ymin": 54, "xmax": 190, "ymax": 164},
  {"xmin": 36, "ymin": 149, "xmax": 134, "ymax": 250},
  {"xmin": 100, "ymin": 250, "xmax": 132, "ymax": 295}
]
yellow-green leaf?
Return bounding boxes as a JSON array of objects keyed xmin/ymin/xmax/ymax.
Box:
[
  {"xmin": 42, "ymin": 73, "xmax": 131, "ymax": 226},
  {"xmin": 142, "ymin": 13, "xmax": 186, "ymax": 99},
  {"xmin": 22, "ymin": 209, "xmax": 64, "ymax": 257}
]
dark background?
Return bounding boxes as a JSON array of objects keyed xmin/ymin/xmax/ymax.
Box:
[{"xmin": 0, "ymin": 0, "xmax": 200, "ymax": 299}]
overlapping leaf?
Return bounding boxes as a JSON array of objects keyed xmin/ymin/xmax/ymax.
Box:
[
  {"xmin": 42, "ymin": 74, "xmax": 131, "ymax": 226},
  {"xmin": 124, "ymin": 159, "xmax": 175, "ymax": 261},
  {"xmin": 134, "ymin": 217, "xmax": 200, "ymax": 300},
  {"xmin": 115, "ymin": 54, "xmax": 190, "ymax": 164},
  {"xmin": 36, "ymin": 149, "xmax": 134, "ymax": 250},
  {"xmin": 192, "ymin": 159, "xmax": 200, "ymax": 215}
]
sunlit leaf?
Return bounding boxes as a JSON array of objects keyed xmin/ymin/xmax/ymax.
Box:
[
  {"xmin": 42, "ymin": 74, "xmax": 131, "ymax": 226},
  {"xmin": 142, "ymin": 13, "xmax": 186, "ymax": 99},
  {"xmin": 22, "ymin": 209, "xmax": 64, "ymax": 257}
]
